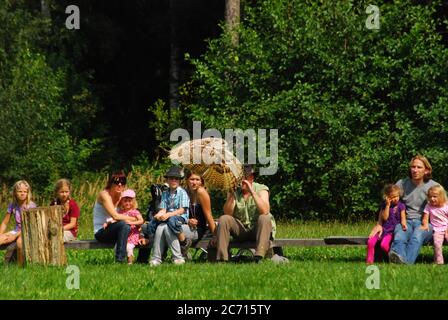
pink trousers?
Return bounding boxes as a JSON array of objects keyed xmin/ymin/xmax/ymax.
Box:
[
  {"xmin": 433, "ymin": 231, "xmax": 448, "ymax": 265},
  {"xmin": 366, "ymin": 233, "xmax": 393, "ymax": 264}
]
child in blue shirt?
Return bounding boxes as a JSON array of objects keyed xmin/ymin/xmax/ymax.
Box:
[{"xmin": 147, "ymin": 166, "xmax": 190, "ymax": 265}]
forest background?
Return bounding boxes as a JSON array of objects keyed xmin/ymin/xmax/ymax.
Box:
[{"xmin": 1, "ymin": 0, "xmax": 448, "ymax": 222}]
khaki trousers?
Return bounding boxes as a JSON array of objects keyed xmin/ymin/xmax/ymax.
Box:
[{"xmin": 216, "ymin": 214, "xmax": 272, "ymax": 261}]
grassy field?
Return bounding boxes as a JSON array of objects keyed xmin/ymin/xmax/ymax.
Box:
[
  {"xmin": 0, "ymin": 176, "xmax": 447, "ymax": 300},
  {"xmin": 0, "ymin": 221, "xmax": 447, "ymax": 300}
]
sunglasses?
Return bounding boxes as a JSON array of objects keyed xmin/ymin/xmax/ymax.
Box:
[{"xmin": 112, "ymin": 177, "xmax": 127, "ymax": 185}]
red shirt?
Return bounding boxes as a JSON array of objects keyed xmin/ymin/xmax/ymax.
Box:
[{"xmin": 53, "ymin": 199, "xmax": 80, "ymax": 237}]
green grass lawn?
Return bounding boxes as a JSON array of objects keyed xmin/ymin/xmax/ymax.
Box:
[{"xmin": 0, "ymin": 221, "xmax": 447, "ymax": 300}]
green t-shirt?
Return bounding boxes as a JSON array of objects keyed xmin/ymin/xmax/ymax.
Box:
[{"xmin": 233, "ymin": 182, "xmax": 277, "ymax": 238}]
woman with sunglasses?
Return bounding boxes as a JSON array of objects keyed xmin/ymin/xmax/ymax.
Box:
[{"xmin": 93, "ymin": 171, "xmax": 138, "ymax": 263}]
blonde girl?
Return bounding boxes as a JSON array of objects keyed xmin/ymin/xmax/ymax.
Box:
[
  {"xmin": 51, "ymin": 179, "xmax": 80, "ymax": 242},
  {"xmin": 0, "ymin": 180, "xmax": 36, "ymax": 265},
  {"xmin": 423, "ymin": 185, "xmax": 448, "ymax": 264},
  {"xmin": 104, "ymin": 189, "xmax": 143, "ymax": 264}
]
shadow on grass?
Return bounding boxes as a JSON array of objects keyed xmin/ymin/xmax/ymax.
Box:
[{"xmin": 64, "ymin": 246, "xmax": 442, "ymax": 266}]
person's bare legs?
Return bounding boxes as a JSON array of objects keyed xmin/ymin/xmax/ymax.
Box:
[
  {"xmin": 0, "ymin": 233, "xmax": 15, "ymax": 246},
  {"xmin": 16, "ymin": 235, "xmax": 24, "ymax": 267}
]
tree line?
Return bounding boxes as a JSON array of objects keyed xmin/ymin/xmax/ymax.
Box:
[{"xmin": 1, "ymin": 0, "xmax": 448, "ymax": 220}]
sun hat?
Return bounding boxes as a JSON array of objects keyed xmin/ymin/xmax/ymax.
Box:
[
  {"xmin": 121, "ymin": 189, "xmax": 136, "ymax": 198},
  {"xmin": 164, "ymin": 166, "xmax": 184, "ymax": 179}
]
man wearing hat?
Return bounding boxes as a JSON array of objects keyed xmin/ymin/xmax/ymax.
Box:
[
  {"xmin": 146, "ymin": 166, "xmax": 191, "ymax": 265},
  {"xmin": 214, "ymin": 165, "xmax": 277, "ymax": 263}
]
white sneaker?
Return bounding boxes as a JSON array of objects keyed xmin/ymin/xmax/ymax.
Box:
[
  {"xmin": 271, "ymin": 254, "xmax": 289, "ymax": 264},
  {"xmin": 149, "ymin": 260, "xmax": 161, "ymax": 267},
  {"xmin": 173, "ymin": 258, "xmax": 185, "ymax": 265}
]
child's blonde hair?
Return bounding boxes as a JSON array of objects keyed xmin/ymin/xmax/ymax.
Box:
[
  {"xmin": 12, "ymin": 180, "xmax": 32, "ymax": 207},
  {"xmin": 427, "ymin": 185, "xmax": 447, "ymax": 206},
  {"xmin": 119, "ymin": 196, "xmax": 138, "ymax": 211},
  {"xmin": 54, "ymin": 178, "xmax": 72, "ymax": 200},
  {"xmin": 382, "ymin": 184, "xmax": 402, "ymax": 201}
]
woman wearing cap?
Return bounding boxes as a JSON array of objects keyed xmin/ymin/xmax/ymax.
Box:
[
  {"xmin": 214, "ymin": 165, "xmax": 277, "ymax": 262},
  {"xmin": 93, "ymin": 171, "xmax": 138, "ymax": 263}
]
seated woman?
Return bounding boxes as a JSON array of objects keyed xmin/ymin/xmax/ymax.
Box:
[
  {"xmin": 183, "ymin": 170, "xmax": 216, "ymax": 245},
  {"xmin": 93, "ymin": 171, "xmax": 137, "ymax": 263}
]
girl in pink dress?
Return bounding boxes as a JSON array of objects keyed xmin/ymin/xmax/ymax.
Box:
[
  {"xmin": 104, "ymin": 189, "xmax": 143, "ymax": 264},
  {"xmin": 423, "ymin": 185, "xmax": 448, "ymax": 264}
]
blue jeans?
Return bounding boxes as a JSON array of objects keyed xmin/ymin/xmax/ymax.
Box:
[
  {"xmin": 148, "ymin": 216, "xmax": 186, "ymax": 236},
  {"xmin": 390, "ymin": 219, "xmax": 433, "ymax": 264},
  {"xmin": 95, "ymin": 221, "xmax": 131, "ymax": 263}
]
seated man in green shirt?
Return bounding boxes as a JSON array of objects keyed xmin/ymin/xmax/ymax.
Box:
[{"xmin": 214, "ymin": 165, "xmax": 276, "ymax": 262}]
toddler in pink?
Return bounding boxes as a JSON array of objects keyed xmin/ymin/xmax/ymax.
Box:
[
  {"xmin": 367, "ymin": 184, "xmax": 406, "ymax": 264},
  {"xmin": 104, "ymin": 189, "xmax": 144, "ymax": 264},
  {"xmin": 423, "ymin": 185, "xmax": 448, "ymax": 264}
]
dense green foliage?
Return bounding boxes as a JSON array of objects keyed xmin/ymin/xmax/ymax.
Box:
[
  {"xmin": 1, "ymin": 0, "xmax": 447, "ymax": 220},
  {"xmin": 184, "ymin": 0, "xmax": 448, "ymax": 220},
  {"xmin": 0, "ymin": 0, "xmax": 223, "ymax": 192},
  {"xmin": 0, "ymin": 1, "xmax": 98, "ymax": 190}
]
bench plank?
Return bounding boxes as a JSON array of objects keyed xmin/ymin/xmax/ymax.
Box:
[
  {"xmin": 0, "ymin": 237, "xmax": 357, "ymax": 251},
  {"xmin": 64, "ymin": 238, "xmax": 330, "ymax": 250},
  {"xmin": 324, "ymin": 236, "xmax": 368, "ymax": 245},
  {"xmin": 64, "ymin": 241, "xmax": 116, "ymax": 250},
  {"xmin": 5, "ymin": 236, "xmax": 441, "ymax": 251}
]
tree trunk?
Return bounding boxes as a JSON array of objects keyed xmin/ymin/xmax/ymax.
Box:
[
  {"xmin": 41, "ymin": 0, "xmax": 51, "ymax": 19},
  {"xmin": 225, "ymin": 0, "xmax": 240, "ymax": 46},
  {"xmin": 169, "ymin": 0, "xmax": 180, "ymax": 110},
  {"xmin": 21, "ymin": 206, "xmax": 67, "ymax": 266}
]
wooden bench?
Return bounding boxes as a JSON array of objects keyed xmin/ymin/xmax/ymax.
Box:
[
  {"xmin": 60, "ymin": 238, "xmax": 328, "ymax": 250},
  {"xmin": 3, "ymin": 236, "xmax": 443, "ymax": 263},
  {"xmin": 5, "ymin": 236, "xmax": 445, "ymax": 251},
  {"xmin": 0, "ymin": 236, "xmax": 369, "ymax": 251},
  {"xmin": 56, "ymin": 236, "xmax": 447, "ymax": 250}
]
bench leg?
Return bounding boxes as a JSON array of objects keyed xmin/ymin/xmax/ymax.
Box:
[
  {"xmin": 136, "ymin": 248, "xmax": 151, "ymax": 264},
  {"xmin": 192, "ymin": 248, "xmax": 208, "ymax": 260},
  {"xmin": 273, "ymin": 246, "xmax": 284, "ymax": 257}
]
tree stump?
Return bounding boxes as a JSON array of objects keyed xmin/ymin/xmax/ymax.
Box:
[{"xmin": 21, "ymin": 206, "xmax": 67, "ymax": 266}]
